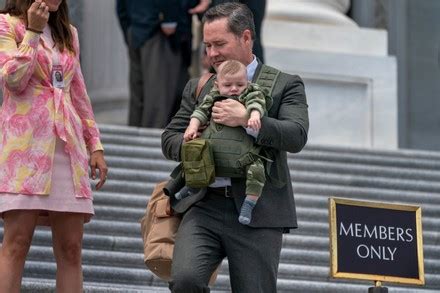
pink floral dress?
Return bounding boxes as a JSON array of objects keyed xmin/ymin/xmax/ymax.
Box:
[{"xmin": 0, "ymin": 14, "xmax": 103, "ymax": 224}]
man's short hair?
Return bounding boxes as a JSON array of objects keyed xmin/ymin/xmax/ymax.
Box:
[
  {"xmin": 218, "ymin": 60, "xmax": 246, "ymax": 78},
  {"xmin": 202, "ymin": 2, "xmax": 256, "ymax": 40}
]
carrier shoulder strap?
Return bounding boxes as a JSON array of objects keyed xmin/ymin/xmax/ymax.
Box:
[
  {"xmin": 195, "ymin": 72, "xmax": 215, "ymax": 99},
  {"xmin": 254, "ymin": 64, "xmax": 281, "ymax": 96}
]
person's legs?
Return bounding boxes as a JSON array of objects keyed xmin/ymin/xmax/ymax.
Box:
[
  {"xmin": 243, "ymin": 0, "xmax": 266, "ymax": 62},
  {"xmin": 49, "ymin": 211, "xmax": 85, "ymax": 293},
  {"xmin": 139, "ymin": 33, "xmax": 183, "ymax": 128},
  {"xmin": 127, "ymin": 44, "xmax": 144, "ymax": 126},
  {"xmin": 0, "ymin": 210, "xmax": 39, "ymax": 293},
  {"xmin": 224, "ymin": 197, "xmax": 283, "ymax": 293},
  {"xmin": 170, "ymin": 196, "xmax": 225, "ymax": 293}
]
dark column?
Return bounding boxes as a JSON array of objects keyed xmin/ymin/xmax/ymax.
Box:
[{"xmin": 389, "ymin": 0, "xmax": 440, "ymax": 150}]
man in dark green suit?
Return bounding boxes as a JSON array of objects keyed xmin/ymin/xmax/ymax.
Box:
[{"xmin": 161, "ymin": 3, "xmax": 309, "ymax": 292}]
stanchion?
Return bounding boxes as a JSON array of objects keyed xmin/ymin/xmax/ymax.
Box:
[{"xmin": 368, "ymin": 281, "xmax": 388, "ymax": 293}]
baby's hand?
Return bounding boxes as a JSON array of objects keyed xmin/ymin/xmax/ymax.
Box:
[
  {"xmin": 184, "ymin": 127, "xmax": 199, "ymax": 142},
  {"xmin": 247, "ymin": 111, "xmax": 261, "ymax": 131}
]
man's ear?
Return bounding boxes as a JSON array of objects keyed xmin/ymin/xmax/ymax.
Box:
[
  {"xmin": 242, "ymin": 29, "xmax": 252, "ymax": 46},
  {"xmin": 214, "ymin": 80, "xmax": 218, "ymax": 87}
]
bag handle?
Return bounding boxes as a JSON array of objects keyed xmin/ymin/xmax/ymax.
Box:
[{"xmin": 195, "ymin": 72, "xmax": 214, "ymax": 99}]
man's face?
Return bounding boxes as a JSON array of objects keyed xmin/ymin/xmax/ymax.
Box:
[
  {"xmin": 216, "ymin": 71, "xmax": 248, "ymax": 96},
  {"xmin": 203, "ymin": 18, "xmax": 253, "ymax": 71}
]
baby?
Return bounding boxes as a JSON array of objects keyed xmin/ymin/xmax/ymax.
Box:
[{"xmin": 182, "ymin": 60, "xmax": 271, "ymax": 225}]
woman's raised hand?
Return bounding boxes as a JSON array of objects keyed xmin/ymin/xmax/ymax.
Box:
[{"xmin": 27, "ymin": 0, "xmax": 50, "ymax": 32}]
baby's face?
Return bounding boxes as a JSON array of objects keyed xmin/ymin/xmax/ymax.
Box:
[{"xmin": 217, "ymin": 71, "xmax": 248, "ymax": 96}]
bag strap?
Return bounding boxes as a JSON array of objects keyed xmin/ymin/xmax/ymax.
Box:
[
  {"xmin": 254, "ymin": 64, "xmax": 281, "ymax": 96},
  {"xmin": 195, "ymin": 72, "xmax": 214, "ymax": 99}
]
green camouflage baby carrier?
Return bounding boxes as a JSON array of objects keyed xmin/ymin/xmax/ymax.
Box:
[
  {"xmin": 182, "ymin": 65, "xmax": 280, "ymax": 184},
  {"xmin": 181, "ymin": 138, "xmax": 216, "ymax": 188}
]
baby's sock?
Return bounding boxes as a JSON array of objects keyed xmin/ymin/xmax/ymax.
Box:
[
  {"xmin": 175, "ymin": 186, "xmax": 193, "ymax": 200},
  {"xmin": 238, "ymin": 197, "xmax": 257, "ymax": 225}
]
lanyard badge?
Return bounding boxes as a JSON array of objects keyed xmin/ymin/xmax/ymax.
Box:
[{"xmin": 52, "ymin": 65, "xmax": 65, "ymax": 88}]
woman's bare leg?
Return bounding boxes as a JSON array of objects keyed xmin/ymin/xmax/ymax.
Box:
[
  {"xmin": 0, "ymin": 210, "xmax": 39, "ymax": 293},
  {"xmin": 49, "ymin": 211, "xmax": 84, "ymax": 293}
]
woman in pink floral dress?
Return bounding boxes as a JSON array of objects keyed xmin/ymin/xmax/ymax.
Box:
[{"xmin": 0, "ymin": 0, "xmax": 108, "ymax": 291}]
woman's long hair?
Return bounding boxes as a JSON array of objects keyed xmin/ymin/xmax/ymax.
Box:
[{"xmin": 1, "ymin": 0, "xmax": 75, "ymax": 53}]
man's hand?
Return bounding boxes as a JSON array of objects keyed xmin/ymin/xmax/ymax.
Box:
[
  {"xmin": 212, "ymin": 99, "xmax": 248, "ymax": 127},
  {"xmin": 188, "ymin": 0, "xmax": 210, "ymax": 14},
  {"xmin": 90, "ymin": 150, "xmax": 108, "ymax": 190},
  {"xmin": 161, "ymin": 26, "xmax": 176, "ymax": 36}
]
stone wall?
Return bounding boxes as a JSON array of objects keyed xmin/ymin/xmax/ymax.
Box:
[{"xmin": 263, "ymin": 0, "xmax": 397, "ymax": 149}]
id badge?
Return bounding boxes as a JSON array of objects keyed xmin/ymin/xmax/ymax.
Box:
[{"xmin": 51, "ymin": 65, "xmax": 65, "ymax": 88}]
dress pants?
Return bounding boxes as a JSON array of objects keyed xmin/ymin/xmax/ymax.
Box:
[
  {"xmin": 127, "ymin": 32, "xmax": 188, "ymax": 128},
  {"xmin": 169, "ymin": 191, "xmax": 283, "ymax": 293},
  {"xmin": 242, "ymin": 0, "xmax": 266, "ymax": 63}
]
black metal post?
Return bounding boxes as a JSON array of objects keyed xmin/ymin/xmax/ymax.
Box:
[{"xmin": 368, "ymin": 286, "xmax": 388, "ymax": 293}]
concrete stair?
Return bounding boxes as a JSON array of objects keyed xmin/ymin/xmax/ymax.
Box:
[{"xmin": 1, "ymin": 124, "xmax": 440, "ymax": 292}]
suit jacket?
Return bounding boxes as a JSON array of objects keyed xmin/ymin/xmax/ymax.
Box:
[{"xmin": 161, "ymin": 62, "xmax": 309, "ymax": 230}]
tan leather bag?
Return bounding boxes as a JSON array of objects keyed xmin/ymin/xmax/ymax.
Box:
[
  {"xmin": 141, "ymin": 73, "xmax": 218, "ymax": 282},
  {"xmin": 140, "ymin": 181, "xmax": 219, "ymax": 284},
  {"xmin": 141, "ymin": 181, "xmax": 179, "ymax": 281}
]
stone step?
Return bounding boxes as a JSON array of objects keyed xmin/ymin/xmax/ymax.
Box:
[
  {"xmin": 104, "ymin": 155, "xmax": 440, "ymax": 185},
  {"xmin": 100, "ymin": 143, "xmax": 440, "ymax": 173},
  {"xmin": 92, "ymin": 190, "xmax": 440, "ymax": 224},
  {"xmin": 23, "ymin": 276, "xmax": 436, "ymax": 293},
  {"xmin": 97, "ymin": 178, "xmax": 440, "ymax": 203},
  {"xmin": 293, "ymin": 182, "xmax": 440, "ymax": 205},
  {"xmin": 292, "ymin": 150, "xmax": 440, "ymax": 170},
  {"xmin": 102, "ymin": 144, "xmax": 440, "ymax": 172},
  {"xmin": 105, "ymin": 156, "xmax": 177, "ymax": 172},
  {"xmin": 25, "ymin": 241, "xmax": 440, "ymax": 279},
  {"xmin": 2, "ymin": 124, "xmax": 440, "ymax": 292},
  {"xmin": 22, "ymin": 278, "xmax": 171, "ymax": 293},
  {"xmin": 104, "ymin": 144, "xmax": 165, "ymax": 160},
  {"xmin": 88, "ymin": 204, "xmax": 440, "ymax": 239},
  {"xmin": 22, "ymin": 260, "xmax": 440, "ymax": 292},
  {"xmin": 104, "ymin": 165, "xmax": 440, "ymax": 195},
  {"xmin": 290, "ymin": 159, "xmax": 440, "ymax": 181},
  {"xmin": 3, "ymin": 227, "xmax": 439, "ymax": 267},
  {"xmin": 93, "ymin": 191, "xmax": 149, "ymax": 208},
  {"xmin": 292, "ymin": 171, "xmax": 440, "ymax": 193},
  {"xmin": 101, "ymin": 133, "xmax": 162, "ymax": 148},
  {"xmin": 99, "ymin": 124, "xmax": 163, "ymax": 138},
  {"xmin": 304, "ymin": 144, "xmax": 440, "ymax": 161},
  {"xmin": 93, "ymin": 188, "xmax": 440, "ymax": 221},
  {"xmin": 99, "ymin": 123, "xmax": 440, "ymax": 160},
  {"xmin": 294, "ymin": 193, "xmax": 440, "ymax": 212}
]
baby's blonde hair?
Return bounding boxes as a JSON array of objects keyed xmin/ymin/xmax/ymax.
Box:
[{"xmin": 217, "ymin": 60, "xmax": 247, "ymax": 79}]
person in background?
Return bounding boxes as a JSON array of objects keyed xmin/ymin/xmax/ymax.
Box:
[
  {"xmin": 116, "ymin": 0, "xmax": 209, "ymax": 128},
  {"xmin": 0, "ymin": 0, "xmax": 108, "ymax": 292},
  {"xmin": 162, "ymin": 3, "xmax": 309, "ymax": 292}
]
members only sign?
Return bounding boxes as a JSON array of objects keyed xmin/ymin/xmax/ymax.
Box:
[{"xmin": 329, "ymin": 198, "xmax": 424, "ymax": 285}]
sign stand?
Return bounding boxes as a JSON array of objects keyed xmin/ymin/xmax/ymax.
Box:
[
  {"xmin": 329, "ymin": 198, "xmax": 425, "ymax": 290},
  {"xmin": 368, "ymin": 281, "xmax": 388, "ymax": 293}
]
